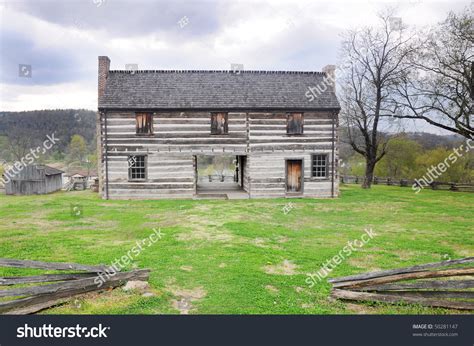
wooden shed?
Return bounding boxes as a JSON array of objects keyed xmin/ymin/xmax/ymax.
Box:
[{"xmin": 3, "ymin": 165, "xmax": 64, "ymax": 195}]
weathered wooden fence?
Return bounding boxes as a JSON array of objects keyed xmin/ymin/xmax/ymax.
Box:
[
  {"xmin": 329, "ymin": 257, "xmax": 474, "ymax": 310},
  {"xmin": 0, "ymin": 258, "xmax": 150, "ymax": 314},
  {"xmin": 340, "ymin": 175, "xmax": 474, "ymax": 193},
  {"xmin": 198, "ymin": 174, "xmax": 236, "ymax": 183}
]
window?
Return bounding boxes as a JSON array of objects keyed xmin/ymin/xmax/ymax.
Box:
[
  {"xmin": 311, "ymin": 154, "xmax": 328, "ymax": 178},
  {"xmin": 287, "ymin": 113, "xmax": 304, "ymax": 134},
  {"xmin": 136, "ymin": 112, "xmax": 153, "ymax": 135},
  {"xmin": 128, "ymin": 155, "xmax": 147, "ymax": 181},
  {"xmin": 211, "ymin": 112, "xmax": 228, "ymax": 134}
]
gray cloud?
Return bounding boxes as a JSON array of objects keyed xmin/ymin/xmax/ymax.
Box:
[
  {"xmin": 0, "ymin": 30, "xmax": 83, "ymax": 85},
  {"xmin": 9, "ymin": 0, "xmax": 222, "ymax": 38}
]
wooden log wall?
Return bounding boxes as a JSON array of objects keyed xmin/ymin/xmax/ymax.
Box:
[
  {"xmin": 103, "ymin": 111, "xmax": 247, "ymax": 153},
  {"xmin": 247, "ymin": 111, "xmax": 338, "ymax": 198},
  {"xmin": 99, "ymin": 110, "xmax": 338, "ymax": 199}
]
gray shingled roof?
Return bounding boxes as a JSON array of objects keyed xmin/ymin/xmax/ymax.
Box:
[{"xmin": 99, "ymin": 70, "xmax": 340, "ymax": 110}]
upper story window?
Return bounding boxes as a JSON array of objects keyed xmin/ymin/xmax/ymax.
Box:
[
  {"xmin": 211, "ymin": 112, "xmax": 228, "ymax": 135},
  {"xmin": 311, "ymin": 154, "xmax": 328, "ymax": 178},
  {"xmin": 287, "ymin": 112, "xmax": 304, "ymax": 135},
  {"xmin": 136, "ymin": 112, "xmax": 153, "ymax": 135},
  {"xmin": 128, "ymin": 155, "xmax": 147, "ymax": 181}
]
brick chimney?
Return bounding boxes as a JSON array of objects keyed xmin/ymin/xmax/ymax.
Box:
[
  {"xmin": 322, "ymin": 65, "xmax": 336, "ymax": 93},
  {"xmin": 98, "ymin": 56, "xmax": 110, "ymax": 102}
]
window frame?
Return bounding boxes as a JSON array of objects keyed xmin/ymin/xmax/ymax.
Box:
[
  {"xmin": 286, "ymin": 112, "xmax": 304, "ymax": 135},
  {"xmin": 128, "ymin": 155, "xmax": 147, "ymax": 181},
  {"xmin": 311, "ymin": 153, "xmax": 329, "ymax": 179},
  {"xmin": 135, "ymin": 112, "xmax": 154, "ymax": 136},
  {"xmin": 210, "ymin": 112, "xmax": 229, "ymax": 135}
]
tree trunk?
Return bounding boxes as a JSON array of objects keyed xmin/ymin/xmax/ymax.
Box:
[{"xmin": 362, "ymin": 160, "xmax": 376, "ymax": 189}]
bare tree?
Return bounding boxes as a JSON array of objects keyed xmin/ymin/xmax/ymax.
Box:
[
  {"xmin": 5, "ymin": 127, "xmax": 41, "ymax": 162},
  {"xmin": 391, "ymin": 6, "xmax": 473, "ymax": 138},
  {"xmin": 339, "ymin": 12, "xmax": 413, "ymax": 188}
]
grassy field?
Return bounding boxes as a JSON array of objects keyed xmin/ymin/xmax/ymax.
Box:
[{"xmin": 0, "ymin": 185, "xmax": 472, "ymax": 314}]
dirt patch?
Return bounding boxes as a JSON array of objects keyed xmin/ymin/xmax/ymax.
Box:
[
  {"xmin": 5, "ymin": 209, "xmax": 65, "ymax": 231},
  {"xmin": 167, "ymin": 285, "xmax": 207, "ymax": 315},
  {"xmin": 276, "ymin": 236, "xmax": 289, "ymax": 243},
  {"xmin": 66, "ymin": 220, "xmax": 119, "ymax": 231},
  {"xmin": 218, "ymin": 263, "xmax": 226, "ymax": 268},
  {"xmin": 180, "ymin": 265, "xmax": 193, "ymax": 272},
  {"xmin": 252, "ymin": 237, "xmax": 267, "ymax": 247},
  {"xmin": 265, "ymin": 285, "xmax": 279, "ymax": 294},
  {"xmin": 176, "ymin": 228, "xmax": 234, "ymax": 242},
  {"xmin": 244, "ymin": 237, "xmax": 282, "ymax": 250},
  {"xmin": 263, "ymin": 260, "xmax": 298, "ymax": 275},
  {"xmin": 440, "ymin": 241, "xmax": 473, "ymax": 258},
  {"xmin": 294, "ymin": 286, "xmax": 304, "ymax": 293},
  {"xmin": 348, "ymin": 254, "xmax": 379, "ymax": 269},
  {"xmin": 194, "ymin": 205, "xmax": 213, "ymax": 212},
  {"xmin": 394, "ymin": 249, "xmax": 426, "ymax": 261},
  {"xmin": 345, "ymin": 302, "xmax": 377, "ymax": 314},
  {"xmin": 173, "ymin": 213, "xmax": 236, "ymax": 243}
]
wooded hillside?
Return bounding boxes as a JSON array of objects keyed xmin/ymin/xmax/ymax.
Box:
[{"xmin": 0, "ymin": 109, "xmax": 96, "ymax": 154}]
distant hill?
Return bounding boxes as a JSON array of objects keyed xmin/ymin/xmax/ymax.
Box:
[
  {"xmin": 403, "ymin": 132, "xmax": 464, "ymax": 150},
  {"xmin": 0, "ymin": 109, "xmax": 96, "ymax": 152},
  {"xmin": 338, "ymin": 128, "xmax": 465, "ymax": 161}
]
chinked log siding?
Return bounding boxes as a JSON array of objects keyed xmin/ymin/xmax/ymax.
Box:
[{"xmin": 98, "ymin": 109, "xmax": 338, "ymax": 199}]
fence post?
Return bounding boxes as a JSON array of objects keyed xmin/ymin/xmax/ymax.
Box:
[
  {"xmin": 374, "ymin": 176, "xmax": 378, "ymax": 185},
  {"xmin": 450, "ymin": 183, "xmax": 458, "ymax": 191},
  {"xmin": 400, "ymin": 179, "xmax": 407, "ymax": 187},
  {"xmin": 355, "ymin": 176, "xmax": 359, "ymax": 184},
  {"xmin": 387, "ymin": 178, "xmax": 392, "ymax": 186}
]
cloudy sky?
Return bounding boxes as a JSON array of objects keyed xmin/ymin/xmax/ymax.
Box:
[{"xmin": 0, "ymin": 0, "xmax": 468, "ymax": 116}]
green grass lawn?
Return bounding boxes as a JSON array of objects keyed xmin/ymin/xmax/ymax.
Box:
[{"xmin": 0, "ymin": 185, "xmax": 472, "ymax": 314}]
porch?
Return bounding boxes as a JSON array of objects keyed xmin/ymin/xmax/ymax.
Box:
[{"xmin": 195, "ymin": 182, "xmax": 249, "ymax": 200}]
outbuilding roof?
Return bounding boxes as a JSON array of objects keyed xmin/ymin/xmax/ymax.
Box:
[{"xmin": 39, "ymin": 165, "xmax": 64, "ymax": 176}]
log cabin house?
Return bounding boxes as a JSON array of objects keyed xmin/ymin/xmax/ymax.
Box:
[{"xmin": 97, "ymin": 56, "xmax": 340, "ymax": 199}]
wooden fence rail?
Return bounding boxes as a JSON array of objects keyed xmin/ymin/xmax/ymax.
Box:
[
  {"xmin": 340, "ymin": 175, "xmax": 474, "ymax": 193},
  {"xmin": 0, "ymin": 258, "xmax": 150, "ymax": 314},
  {"xmin": 329, "ymin": 257, "xmax": 474, "ymax": 311}
]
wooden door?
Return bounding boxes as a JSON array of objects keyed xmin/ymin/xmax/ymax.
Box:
[{"xmin": 286, "ymin": 160, "xmax": 302, "ymax": 193}]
